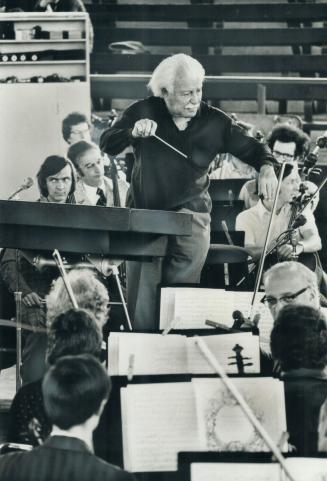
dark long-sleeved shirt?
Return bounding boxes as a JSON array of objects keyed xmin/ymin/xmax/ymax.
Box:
[{"xmin": 100, "ymin": 97, "xmax": 275, "ymax": 212}]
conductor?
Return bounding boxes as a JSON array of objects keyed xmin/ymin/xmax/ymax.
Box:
[{"xmin": 101, "ymin": 53, "xmax": 277, "ymax": 329}]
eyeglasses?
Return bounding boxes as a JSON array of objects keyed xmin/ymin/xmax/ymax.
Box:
[
  {"xmin": 261, "ymin": 286, "xmax": 309, "ymax": 308},
  {"xmin": 272, "ymin": 150, "xmax": 295, "ymax": 161}
]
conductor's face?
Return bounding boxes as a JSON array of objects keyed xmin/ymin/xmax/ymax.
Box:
[{"xmin": 163, "ymin": 70, "xmax": 202, "ymax": 119}]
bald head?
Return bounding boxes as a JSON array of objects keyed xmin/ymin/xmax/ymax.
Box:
[{"xmin": 263, "ymin": 262, "xmax": 320, "ymax": 319}]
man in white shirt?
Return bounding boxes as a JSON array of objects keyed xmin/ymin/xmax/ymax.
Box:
[
  {"xmin": 67, "ymin": 140, "xmax": 128, "ymax": 207},
  {"xmin": 236, "ymin": 164, "xmax": 321, "ymax": 262}
]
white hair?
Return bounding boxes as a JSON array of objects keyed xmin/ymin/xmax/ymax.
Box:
[
  {"xmin": 263, "ymin": 261, "xmax": 319, "ymax": 301},
  {"xmin": 46, "ymin": 268, "xmax": 109, "ymax": 327},
  {"xmin": 148, "ymin": 53, "xmax": 205, "ymax": 97}
]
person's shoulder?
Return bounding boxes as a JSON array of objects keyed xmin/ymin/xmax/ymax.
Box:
[
  {"xmin": 125, "ymin": 96, "xmax": 163, "ymax": 115},
  {"xmin": 201, "ymin": 102, "xmax": 232, "ymax": 123},
  {"xmin": 12, "ymin": 379, "xmax": 42, "ymax": 402},
  {"xmin": 236, "ymin": 202, "xmax": 258, "ymax": 227},
  {"xmin": 91, "ymin": 455, "xmax": 135, "ymax": 480}
]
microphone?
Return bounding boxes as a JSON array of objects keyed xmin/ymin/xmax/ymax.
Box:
[
  {"xmin": 8, "ymin": 177, "xmax": 34, "ymax": 200},
  {"xmin": 232, "ymin": 310, "xmax": 245, "ymax": 330},
  {"xmin": 292, "ymin": 214, "xmax": 306, "ymax": 229}
]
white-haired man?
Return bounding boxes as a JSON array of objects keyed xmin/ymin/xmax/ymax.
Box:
[
  {"xmin": 263, "ymin": 261, "xmax": 324, "ymax": 321},
  {"xmin": 100, "ymin": 53, "xmax": 277, "ymax": 329}
]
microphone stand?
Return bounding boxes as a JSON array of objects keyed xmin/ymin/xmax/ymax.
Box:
[
  {"xmin": 195, "ymin": 337, "xmax": 296, "ymax": 481},
  {"xmin": 248, "ymin": 162, "xmax": 288, "ymax": 321}
]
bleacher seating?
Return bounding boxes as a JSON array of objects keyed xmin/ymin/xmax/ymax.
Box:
[{"xmin": 87, "ymin": 2, "xmax": 327, "ymax": 127}]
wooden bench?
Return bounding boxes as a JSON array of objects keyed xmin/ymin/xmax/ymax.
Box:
[
  {"xmin": 87, "ymin": 3, "xmax": 327, "ymax": 69},
  {"xmin": 90, "ymin": 74, "xmax": 327, "ymax": 132},
  {"xmin": 87, "ymin": 2, "xmax": 327, "ymax": 120}
]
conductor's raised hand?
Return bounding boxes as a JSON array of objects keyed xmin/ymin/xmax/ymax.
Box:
[{"xmin": 132, "ymin": 119, "xmax": 157, "ymax": 138}]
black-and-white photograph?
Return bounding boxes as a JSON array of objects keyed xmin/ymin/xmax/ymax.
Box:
[{"xmin": 0, "ymin": 0, "xmax": 327, "ymax": 480}]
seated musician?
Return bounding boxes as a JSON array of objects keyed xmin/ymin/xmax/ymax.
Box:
[
  {"xmin": 263, "ymin": 261, "xmax": 325, "ymax": 321},
  {"xmin": 7, "ymin": 308, "xmax": 103, "ymax": 446},
  {"xmin": 8, "ymin": 307, "xmax": 124, "ymax": 467},
  {"xmin": 235, "ymin": 163, "xmax": 321, "ymax": 263},
  {"xmin": 1, "ymin": 353, "xmax": 135, "ymax": 481},
  {"xmin": 62, "ymin": 111, "xmax": 92, "ymax": 146},
  {"xmin": 0, "ymin": 155, "xmax": 77, "ymax": 384},
  {"xmin": 67, "ymin": 140, "xmax": 128, "ymax": 207},
  {"xmin": 270, "ymin": 304, "xmax": 327, "ymax": 454},
  {"xmin": 239, "ymin": 124, "xmax": 318, "ymax": 210}
]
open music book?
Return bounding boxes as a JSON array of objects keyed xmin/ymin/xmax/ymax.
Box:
[
  {"xmin": 108, "ymin": 331, "xmax": 260, "ymax": 375},
  {"xmin": 121, "ymin": 377, "xmax": 286, "ymax": 472},
  {"xmin": 190, "ymin": 458, "xmax": 327, "ymax": 481},
  {"xmin": 192, "ymin": 377, "xmax": 287, "ymax": 453},
  {"xmin": 159, "ymin": 287, "xmax": 274, "ymax": 352}
]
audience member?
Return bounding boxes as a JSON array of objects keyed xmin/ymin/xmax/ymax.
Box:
[
  {"xmin": 0, "ymin": 155, "xmax": 76, "ymax": 384},
  {"xmin": 67, "ymin": 140, "xmax": 128, "ymax": 207},
  {"xmin": 0, "ymin": 354, "xmax": 135, "ymax": 481},
  {"xmin": 270, "ymin": 304, "xmax": 327, "ymax": 454}
]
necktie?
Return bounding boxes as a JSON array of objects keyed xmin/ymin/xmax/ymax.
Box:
[{"xmin": 96, "ymin": 188, "xmax": 107, "ymax": 206}]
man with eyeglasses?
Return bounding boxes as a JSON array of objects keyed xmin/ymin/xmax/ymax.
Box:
[
  {"xmin": 262, "ymin": 261, "xmax": 324, "ymax": 321},
  {"xmin": 62, "ymin": 112, "xmax": 92, "ymax": 146},
  {"xmin": 239, "ymin": 124, "xmax": 312, "ymax": 209}
]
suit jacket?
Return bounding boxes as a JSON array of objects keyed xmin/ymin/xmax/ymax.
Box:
[
  {"xmin": 283, "ymin": 373, "xmax": 327, "ymax": 455},
  {"xmin": 74, "ymin": 176, "xmax": 128, "ymax": 207},
  {"xmin": 0, "ymin": 435, "xmax": 135, "ymax": 481}
]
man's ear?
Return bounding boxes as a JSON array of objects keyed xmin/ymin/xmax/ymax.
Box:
[{"xmin": 161, "ymin": 87, "xmax": 168, "ymax": 97}]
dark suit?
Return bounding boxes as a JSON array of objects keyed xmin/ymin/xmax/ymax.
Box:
[{"xmin": 0, "ymin": 435, "xmax": 135, "ymax": 481}]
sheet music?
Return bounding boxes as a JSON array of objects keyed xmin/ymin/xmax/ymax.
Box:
[
  {"xmin": 121, "ymin": 382, "xmax": 200, "ymax": 472},
  {"xmin": 283, "ymin": 458, "xmax": 327, "ymax": 481},
  {"xmin": 192, "ymin": 378, "xmax": 287, "ymax": 452},
  {"xmin": 159, "ymin": 287, "xmax": 177, "ymax": 328},
  {"xmin": 187, "ymin": 333, "xmax": 260, "ymax": 374},
  {"xmin": 159, "ymin": 288, "xmax": 274, "ymax": 351},
  {"xmin": 108, "ymin": 332, "xmax": 188, "ymax": 375},
  {"xmin": 107, "ymin": 333, "xmax": 120, "ymax": 375},
  {"xmin": 191, "ymin": 462, "xmax": 280, "ymax": 481}
]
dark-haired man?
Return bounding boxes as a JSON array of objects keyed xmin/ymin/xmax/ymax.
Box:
[
  {"xmin": 239, "ymin": 123, "xmax": 312, "ymax": 209},
  {"xmin": 0, "ymin": 155, "xmax": 76, "ymax": 384},
  {"xmin": 0, "ymin": 354, "xmax": 135, "ymax": 481},
  {"xmin": 62, "ymin": 112, "xmax": 92, "ymax": 145}
]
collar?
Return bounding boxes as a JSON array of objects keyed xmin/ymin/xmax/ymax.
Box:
[
  {"xmin": 255, "ymin": 199, "xmax": 291, "ymax": 222},
  {"xmin": 82, "ymin": 179, "xmax": 106, "ymax": 195},
  {"xmin": 253, "ymin": 199, "xmax": 271, "ymax": 222},
  {"xmin": 43, "ymin": 435, "xmax": 92, "ymax": 453}
]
